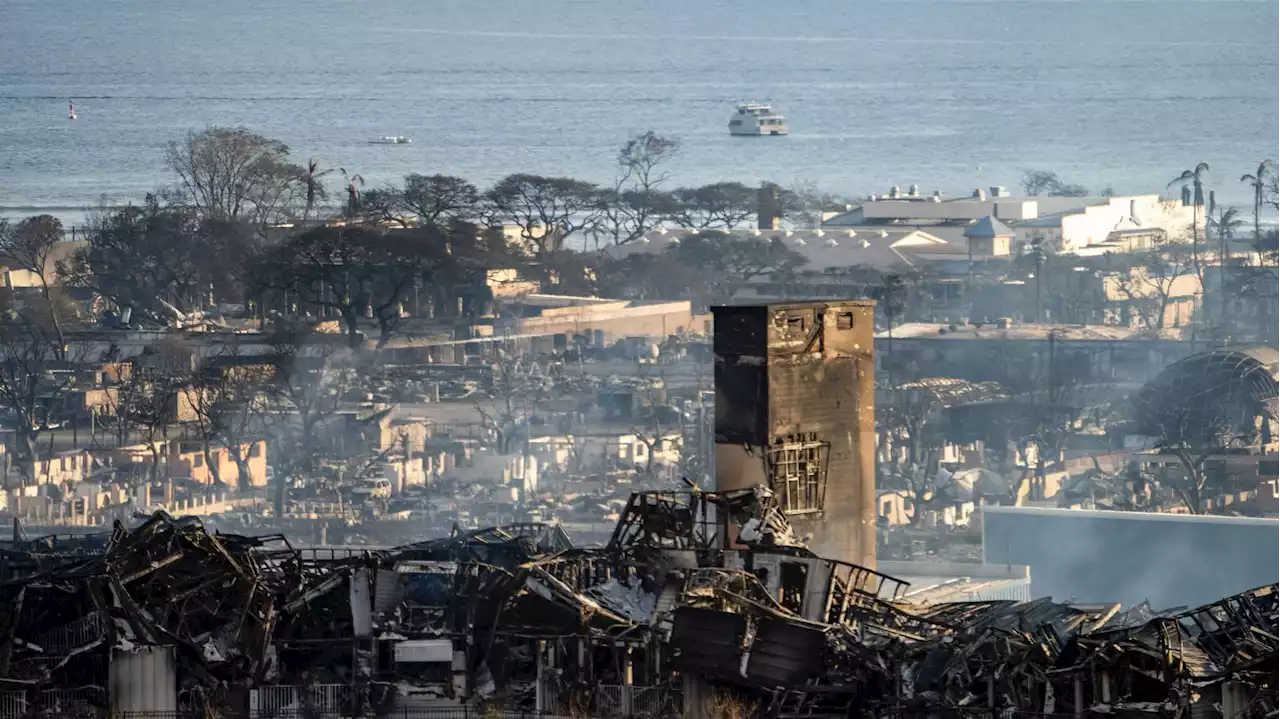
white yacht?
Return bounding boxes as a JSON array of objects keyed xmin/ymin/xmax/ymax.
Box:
[
  {"xmin": 728, "ymin": 103, "xmax": 788, "ymax": 136},
  {"xmin": 370, "ymin": 136, "xmax": 412, "ymax": 145}
]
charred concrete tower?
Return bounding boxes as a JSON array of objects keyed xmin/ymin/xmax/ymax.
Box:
[{"xmin": 712, "ymin": 301, "xmax": 877, "ymax": 568}]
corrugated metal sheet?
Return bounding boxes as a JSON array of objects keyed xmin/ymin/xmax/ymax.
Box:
[
  {"xmin": 671, "ymin": 607, "xmax": 747, "ymax": 682},
  {"xmin": 394, "ymin": 639, "xmax": 453, "ymax": 664},
  {"xmin": 374, "ymin": 568, "xmax": 402, "ymax": 613},
  {"xmin": 743, "ymin": 618, "xmax": 826, "ymax": 687},
  {"xmin": 904, "ymin": 577, "xmax": 1031, "ymax": 604},
  {"xmin": 965, "ymin": 578, "xmax": 1031, "ymax": 603},
  {"xmin": 108, "ymin": 647, "xmax": 177, "ymax": 713}
]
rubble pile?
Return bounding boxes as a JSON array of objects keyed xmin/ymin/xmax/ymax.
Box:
[
  {"xmin": 0, "ymin": 491, "xmax": 1275, "ymax": 718},
  {"xmin": 0, "ymin": 512, "xmax": 369, "ymax": 714},
  {"xmin": 371, "ymin": 487, "xmax": 1278, "ymax": 717}
]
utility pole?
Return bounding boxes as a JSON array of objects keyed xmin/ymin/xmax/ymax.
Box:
[
  {"xmin": 881, "ymin": 274, "xmax": 907, "ymax": 392},
  {"xmin": 1032, "ymin": 242, "xmax": 1046, "ymax": 323}
]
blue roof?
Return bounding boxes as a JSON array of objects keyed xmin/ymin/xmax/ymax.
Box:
[{"xmin": 964, "ymin": 215, "xmax": 1013, "ymax": 238}]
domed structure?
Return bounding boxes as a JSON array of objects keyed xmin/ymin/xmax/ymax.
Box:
[{"xmin": 1132, "ymin": 347, "xmax": 1278, "ymax": 448}]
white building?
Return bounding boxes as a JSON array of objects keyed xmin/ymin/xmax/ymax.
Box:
[{"xmin": 822, "ymin": 187, "xmax": 1200, "ymax": 255}]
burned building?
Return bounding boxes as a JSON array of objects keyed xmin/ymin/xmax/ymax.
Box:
[
  {"xmin": 712, "ymin": 301, "xmax": 877, "ymax": 568},
  {"xmin": 2, "ymin": 493, "xmax": 1276, "ymax": 719}
]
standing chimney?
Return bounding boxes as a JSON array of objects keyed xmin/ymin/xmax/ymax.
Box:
[
  {"xmin": 712, "ymin": 301, "xmax": 878, "ymax": 568},
  {"xmin": 758, "ymin": 185, "xmax": 782, "ymax": 230}
]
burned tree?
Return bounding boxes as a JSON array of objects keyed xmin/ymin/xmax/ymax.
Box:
[
  {"xmin": 112, "ymin": 351, "xmax": 189, "ymax": 485},
  {"xmin": 256, "ymin": 224, "xmax": 455, "ymax": 349},
  {"xmin": 183, "ymin": 349, "xmax": 274, "ymax": 489},
  {"xmin": 1021, "ymin": 169, "xmax": 1090, "ymax": 197},
  {"xmin": 165, "ymin": 126, "xmax": 305, "ymax": 223},
  {"xmin": 1105, "ymin": 236, "xmax": 1200, "ymax": 330},
  {"xmin": 666, "ymin": 231, "xmax": 807, "ymax": 306},
  {"xmin": 62, "ymin": 196, "xmax": 260, "ymax": 320},
  {"xmin": 781, "ymin": 180, "xmax": 850, "ymax": 229},
  {"xmin": 598, "ymin": 251, "xmax": 702, "ymax": 302},
  {"xmin": 629, "ymin": 377, "xmax": 679, "ymax": 484},
  {"xmin": 1133, "ymin": 348, "xmax": 1278, "ymax": 513},
  {"xmin": 485, "ymin": 174, "xmax": 600, "ymax": 261},
  {"xmin": 596, "ymin": 132, "xmax": 681, "ymax": 246},
  {"xmin": 473, "ymin": 357, "xmax": 544, "ymax": 455},
  {"xmin": 0, "ymin": 308, "xmax": 85, "ymax": 488},
  {"xmin": 880, "ymin": 378, "xmax": 1015, "ymax": 522},
  {"xmin": 360, "ymin": 173, "xmax": 489, "ymax": 229},
  {"xmin": 669, "ymin": 182, "xmax": 758, "ymax": 230},
  {"xmin": 0, "ymin": 215, "xmax": 69, "ymax": 352},
  {"xmin": 265, "ymin": 322, "xmax": 362, "ymax": 514},
  {"xmin": 398, "ymin": 173, "xmax": 483, "ymax": 227}
]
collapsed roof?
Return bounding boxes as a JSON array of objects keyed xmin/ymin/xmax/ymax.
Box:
[{"xmin": 0, "ymin": 489, "xmax": 1274, "ymax": 718}]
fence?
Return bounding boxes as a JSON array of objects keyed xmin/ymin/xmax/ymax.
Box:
[
  {"xmin": 7, "ymin": 709, "xmax": 585, "ymax": 719},
  {"xmin": 0, "ymin": 702, "xmax": 1189, "ymax": 719},
  {"xmin": 592, "ymin": 685, "xmax": 668, "ymax": 718},
  {"xmin": 2, "ymin": 686, "xmax": 597, "ymax": 719},
  {"xmin": 0, "ymin": 688, "xmax": 106, "ymax": 717},
  {"xmin": 250, "ymin": 685, "xmax": 352, "ymax": 718}
]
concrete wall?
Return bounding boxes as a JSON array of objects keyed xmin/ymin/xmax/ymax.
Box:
[
  {"xmin": 858, "ymin": 198, "xmax": 1044, "ymax": 222},
  {"xmin": 880, "ymin": 335, "xmax": 1194, "ymax": 389},
  {"xmin": 876, "ymin": 490, "xmax": 910, "ymax": 526},
  {"xmin": 982, "ymin": 505, "xmax": 1280, "ymax": 608},
  {"xmin": 503, "ymin": 300, "xmax": 698, "ymax": 344},
  {"xmin": 375, "ymin": 416, "xmax": 430, "ymax": 455},
  {"xmin": 1101, "ymin": 269, "xmax": 1202, "ymax": 328},
  {"xmin": 167, "ymin": 440, "xmax": 267, "ymax": 487},
  {"xmin": 713, "ymin": 301, "xmax": 877, "ymax": 568},
  {"xmin": 32, "ymin": 450, "xmax": 94, "ymax": 486},
  {"xmin": 0, "ymin": 239, "xmax": 87, "ymax": 288},
  {"xmin": 968, "ymin": 235, "xmax": 1012, "ymax": 258}
]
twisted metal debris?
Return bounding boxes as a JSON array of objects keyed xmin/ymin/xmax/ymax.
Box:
[{"xmin": 0, "ymin": 488, "xmax": 1275, "ymax": 719}]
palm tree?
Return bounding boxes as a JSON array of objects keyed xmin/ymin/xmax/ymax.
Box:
[
  {"xmin": 1169, "ymin": 162, "xmax": 1210, "ymax": 272},
  {"xmin": 303, "ymin": 158, "xmax": 335, "ymax": 220},
  {"xmin": 1208, "ymin": 205, "xmax": 1244, "ymax": 329},
  {"xmin": 340, "ymin": 168, "xmax": 365, "ymax": 218},
  {"xmin": 1239, "ymin": 159, "xmax": 1273, "ymax": 248},
  {"xmin": 1209, "ymin": 205, "xmax": 1243, "ymax": 259}
]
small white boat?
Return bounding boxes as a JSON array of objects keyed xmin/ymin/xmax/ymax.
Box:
[
  {"xmin": 370, "ymin": 136, "xmax": 412, "ymax": 145},
  {"xmin": 728, "ymin": 103, "xmax": 788, "ymax": 136}
]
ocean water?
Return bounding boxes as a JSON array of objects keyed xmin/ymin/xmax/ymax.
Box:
[{"xmin": 1, "ymin": 0, "xmax": 1277, "ymax": 224}]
